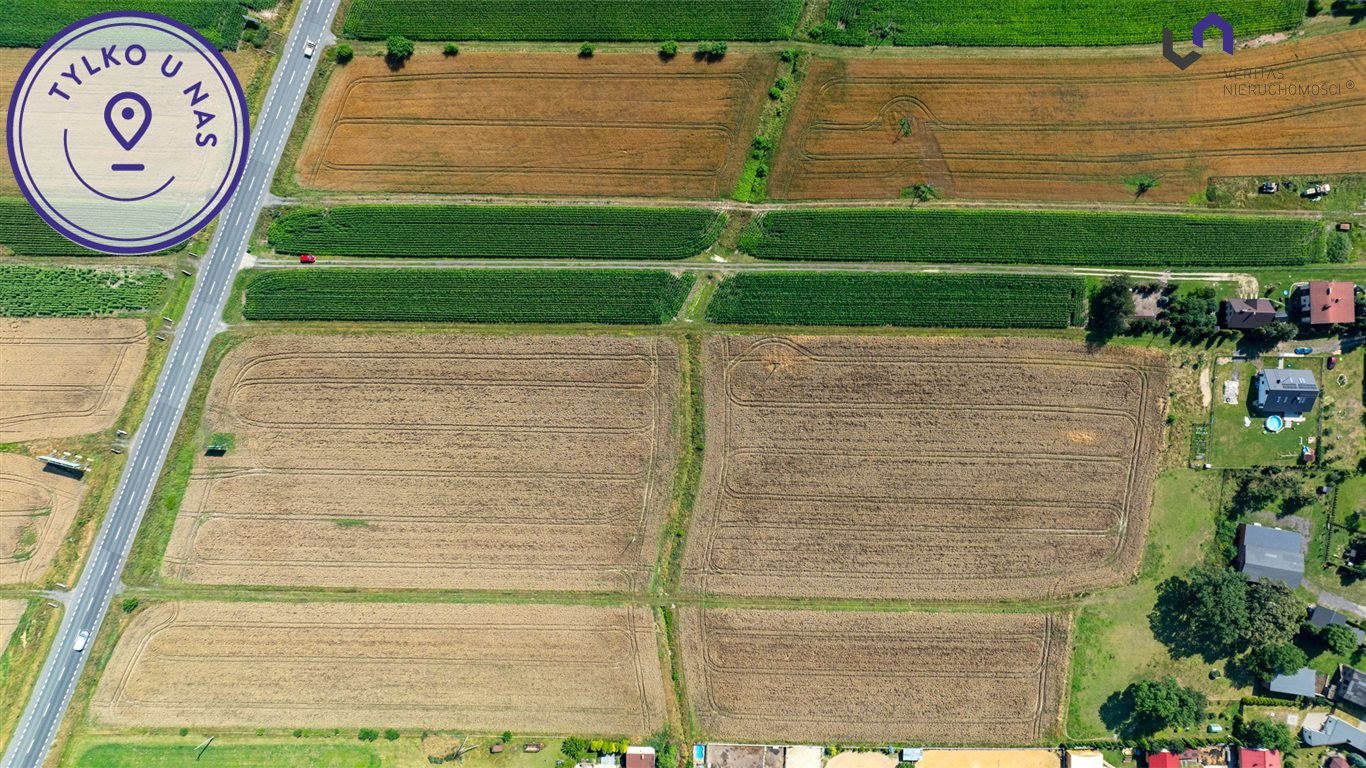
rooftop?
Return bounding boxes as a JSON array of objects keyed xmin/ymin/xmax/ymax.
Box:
[
  {"xmin": 1267, "ymin": 667, "xmax": 1319, "ymax": 698},
  {"xmin": 1260, "ymin": 368, "xmax": 1319, "ymax": 393},
  {"xmin": 1307, "ymin": 281, "xmax": 1356, "ymax": 325}
]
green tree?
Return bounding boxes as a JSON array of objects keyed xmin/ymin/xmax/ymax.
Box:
[
  {"xmin": 384, "ymin": 729, "xmax": 400, "ymax": 741},
  {"xmin": 1324, "ymin": 623, "xmax": 1359, "ymax": 655},
  {"xmin": 579, "ymin": 42, "xmax": 596, "ymax": 57},
  {"xmin": 120, "ymin": 597, "xmax": 139, "ymax": 613},
  {"xmin": 1243, "ymin": 642, "xmax": 1307, "ymax": 680},
  {"xmin": 1125, "ymin": 173, "xmax": 1162, "ymax": 197},
  {"xmin": 358, "ymin": 729, "xmax": 379, "ymax": 742},
  {"xmin": 386, "ymin": 36, "xmax": 414, "ymax": 61},
  {"xmin": 1089, "ymin": 275, "xmax": 1135, "ymax": 340},
  {"xmin": 561, "ymin": 737, "xmax": 590, "ymax": 762},
  {"xmin": 1163, "ymin": 287, "xmax": 1220, "ymax": 341},
  {"xmin": 335, "ymin": 44, "xmax": 353, "ymax": 63},
  {"xmin": 1236, "ymin": 717, "xmax": 1296, "ymax": 752},
  {"xmin": 501, "ymin": 731, "xmax": 513, "ymax": 744},
  {"xmin": 1127, "ymin": 676, "xmax": 1207, "ymax": 733},
  {"xmin": 660, "ymin": 41, "xmax": 678, "ymax": 57},
  {"xmin": 1150, "ymin": 565, "xmax": 1250, "ymax": 659},
  {"xmin": 1243, "ymin": 580, "xmax": 1304, "ymax": 649},
  {"xmin": 443, "ymin": 43, "xmax": 460, "ymax": 56},
  {"xmin": 1328, "ymin": 231, "xmax": 1353, "ymax": 263},
  {"xmin": 1247, "ymin": 320, "xmax": 1297, "ymax": 347}
]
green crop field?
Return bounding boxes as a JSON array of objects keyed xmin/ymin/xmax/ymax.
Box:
[
  {"xmin": 0, "ymin": 199, "xmax": 107, "ymax": 256},
  {"xmin": 740, "ymin": 209, "xmax": 1324, "ymax": 267},
  {"xmin": 0, "ymin": 266, "xmax": 169, "ymax": 316},
  {"xmin": 0, "ymin": 0, "xmax": 251, "ymax": 48},
  {"xmin": 342, "ymin": 0, "xmax": 803, "ymax": 40},
  {"xmin": 814, "ymin": 0, "xmax": 1303, "ymax": 46},
  {"xmin": 73, "ymin": 742, "xmax": 379, "ymax": 768},
  {"xmin": 705, "ymin": 272, "xmax": 1084, "ymax": 328},
  {"xmin": 268, "ymin": 206, "xmax": 725, "ymax": 259},
  {"xmin": 241, "ymin": 268, "xmax": 695, "ymax": 324}
]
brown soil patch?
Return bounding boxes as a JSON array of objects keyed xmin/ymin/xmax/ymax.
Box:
[
  {"xmin": 0, "ymin": 599, "xmax": 25, "ymax": 653},
  {"xmin": 163, "ymin": 333, "xmax": 680, "ymax": 592},
  {"xmin": 683, "ymin": 335, "xmax": 1167, "ymax": 601},
  {"xmin": 296, "ymin": 52, "xmax": 779, "ymax": 197},
  {"xmin": 769, "ymin": 30, "xmax": 1366, "ymax": 202},
  {"xmin": 0, "ymin": 319, "xmax": 148, "ymax": 443},
  {"xmin": 679, "ymin": 606, "xmax": 1069, "ymax": 743},
  {"xmin": 915, "ymin": 751, "xmax": 1062, "ymax": 768},
  {"xmin": 0, "ymin": 454, "xmax": 83, "ymax": 585},
  {"xmin": 0, "ymin": 49, "xmax": 32, "ymax": 193},
  {"xmin": 91, "ymin": 601, "xmax": 666, "ymax": 735}
]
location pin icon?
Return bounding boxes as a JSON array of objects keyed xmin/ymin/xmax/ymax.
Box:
[{"xmin": 104, "ymin": 92, "xmax": 152, "ymax": 151}]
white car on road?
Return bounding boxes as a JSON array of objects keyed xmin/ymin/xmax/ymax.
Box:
[
  {"xmin": 72, "ymin": 629, "xmax": 90, "ymax": 652},
  {"xmin": 304, "ymin": 40, "xmax": 317, "ymax": 58}
]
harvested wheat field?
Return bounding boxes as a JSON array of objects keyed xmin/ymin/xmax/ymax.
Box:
[
  {"xmin": 0, "ymin": 454, "xmax": 83, "ymax": 585},
  {"xmin": 296, "ymin": 53, "xmax": 778, "ymax": 197},
  {"xmin": 679, "ymin": 607, "xmax": 1069, "ymax": 743},
  {"xmin": 0, "ymin": 319, "xmax": 148, "ymax": 442},
  {"xmin": 683, "ymin": 336, "xmax": 1166, "ymax": 601},
  {"xmin": 0, "ymin": 49, "xmax": 34, "ymax": 193},
  {"xmin": 770, "ymin": 30, "xmax": 1366, "ymax": 202},
  {"xmin": 93, "ymin": 601, "xmax": 666, "ymax": 733},
  {"xmin": 0, "ymin": 599, "xmax": 25, "ymax": 652},
  {"xmin": 163, "ymin": 333, "xmax": 679, "ymax": 592}
]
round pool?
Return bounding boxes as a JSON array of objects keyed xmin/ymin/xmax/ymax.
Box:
[{"xmin": 1266, "ymin": 415, "xmax": 1285, "ymax": 432}]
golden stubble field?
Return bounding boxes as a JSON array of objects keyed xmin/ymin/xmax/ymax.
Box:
[
  {"xmin": 0, "ymin": 453, "xmax": 83, "ymax": 585},
  {"xmin": 769, "ymin": 30, "xmax": 1366, "ymax": 202},
  {"xmin": 0, "ymin": 319, "xmax": 148, "ymax": 443},
  {"xmin": 296, "ymin": 52, "xmax": 779, "ymax": 197},
  {"xmin": 0, "ymin": 599, "xmax": 24, "ymax": 652},
  {"xmin": 92, "ymin": 601, "xmax": 667, "ymax": 734},
  {"xmin": 683, "ymin": 335, "xmax": 1167, "ymax": 601},
  {"xmin": 162, "ymin": 333, "xmax": 680, "ymax": 592},
  {"xmin": 679, "ymin": 606, "xmax": 1070, "ymax": 743}
]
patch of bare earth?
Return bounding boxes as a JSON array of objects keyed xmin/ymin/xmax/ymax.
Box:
[
  {"xmin": 162, "ymin": 333, "xmax": 680, "ymax": 592},
  {"xmin": 0, "ymin": 599, "xmax": 25, "ymax": 652},
  {"xmin": 0, "ymin": 319, "xmax": 148, "ymax": 443},
  {"xmin": 0, "ymin": 454, "xmax": 83, "ymax": 585},
  {"xmin": 91, "ymin": 601, "xmax": 667, "ymax": 735},
  {"xmin": 683, "ymin": 335, "xmax": 1167, "ymax": 601},
  {"xmin": 679, "ymin": 606, "xmax": 1070, "ymax": 743}
]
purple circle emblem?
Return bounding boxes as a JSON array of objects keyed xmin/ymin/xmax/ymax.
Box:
[{"xmin": 7, "ymin": 12, "xmax": 249, "ymax": 254}]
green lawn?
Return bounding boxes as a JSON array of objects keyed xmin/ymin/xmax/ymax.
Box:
[
  {"xmin": 1319, "ymin": 348, "xmax": 1364, "ymax": 471},
  {"xmin": 1208, "ymin": 359, "xmax": 1322, "ymax": 468},
  {"xmin": 72, "ymin": 743, "xmax": 378, "ymax": 767},
  {"xmin": 1067, "ymin": 468, "xmax": 1238, "ymax": 738}
]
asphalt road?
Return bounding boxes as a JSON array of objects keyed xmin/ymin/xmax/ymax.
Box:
[{"xmin": 0, "ymin": 2, "xmax": 339, "ymax": 765}]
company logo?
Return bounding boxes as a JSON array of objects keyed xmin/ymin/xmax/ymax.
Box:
[
  {"xmin": 1163, "ymin": 12, "xmax": 1234, "ymax": 70},
  {"xmin": 7, "ymin": 12, "xmax": 249, "ymax": 254}
]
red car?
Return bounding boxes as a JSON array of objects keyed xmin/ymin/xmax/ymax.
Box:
[
  {"xmin": 1328, "ymin": 355, "xmax": 1338, "ymax": 370},
  {"xmin": 299, "ymin": 254, "xmax": 316, "ymax": 264}
]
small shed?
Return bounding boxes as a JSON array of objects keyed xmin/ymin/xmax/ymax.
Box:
[
  {"xmin": 1235, "ymin": 524, "xmax": 1305, "ymax": 587},
  {"xmin": 491, "ymin": 744, "xmax": 505, "ymax": 754},
  {"xmin": 526, "ymin": 744, "xmax": 545, "ymax": 753},
  {"xmin": 627, "ymin": 746, "xmax": 657, "ymax": 768},
  {"xmin": 1256, "ymin": 368, "xmax": 1318, "ymax": 415},
  {"xmin": 1267, "ymin": 666, "xmax": 1319, "ymax": 698},
  {"xmin": 1068, "ymin": 750, "xmax": 1105, "ymax": 768},
  {"xmin": 899, "ymin": 748, "xmax": 924, "ymax": 763}
]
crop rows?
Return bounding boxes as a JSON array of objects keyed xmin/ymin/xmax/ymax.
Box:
[
  {"xmin": 705, "ymin": 272, "xmax": 1083, "ymax": 328},
  {"xmin": 241, "ymin": 269, "xmax": 695, "ymax": 324},
  {"xmin": 0, "ymin": 0, "xmax": 248, "ymax": 48},
  {"xmin": 815, "ymin": 0, "xmax": 1303, "ymax": 46},
  {"xmin": 342, "ymin": 0, "xmax": 804, "ymax": 40},
  {"xmin": 0, "ymin": 266, "xmax": 168, "ymax": 317},
  {"xmin": 0, "ymin": 199, "xmax": 107, "ymax": 256},
  {"xmin": 268, "ymin": 205, "xmax": 725, "ymax": 259},
  {"xmin": 740, "ymin": 209, "xmax": 1322, "ymax": 267}
]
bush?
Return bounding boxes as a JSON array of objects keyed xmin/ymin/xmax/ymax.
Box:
[
  {"xmin": 660, "ymin": 40, "xmax": 678, "ymax": 56},
  {"xmin": 579, "ymin": 41, "xmax": 595, "ymax": 56},
  {"xmin": 293, "ymin": 729, "xmax": 303, "ymax": 738},
  {"xmin": 179, "ymin": 727, "xmax": 189, "ymax": 736},
  {"xmin": 779, "ymin": 48, "xmax": 796, "ymax": 62},
  {"xmin": 120, "ymin": 597, "xmax": 139, "ymax": 614},
  {"xmin": 385, "ymin": 729, "xmax": 400, "ymax": 741},
  {"xmin": 1329, "ymin": 231, "xmax": 1353, "ymax": 263},
  {"xmin": 562, "ymin": 737, "xmax": 590, "ymax": 762},
  {"xmin": 1125, "ymin": 676, "xmax": 1207, "ymax": 734},
  {"xmin": 1235, "ymin": 716, "xmax": 1295, "ymax": 752},
  {"xmin": 335, "ymin": 43, "xmax": 354, "ymax": 63},
  {"xmin": 386, "ymin": 35, "xmax": 414, "ymax": 60},
  {"xmin": 443, "ymin": 43, "xmax": 459, "ymax": 55},
  {"xmin": 1325, "ymin": 623, "xmax": 1359, "ymax": 655},
  {"xmin": 1089, "ymin": 275, "xmax": 1135, "ymax": 339},
  {"xmin": 696, "ymin": 40, "xmax": 727, "ymax": 58},
  {"xmin": 359, "ymin": 729, "xmax": 379, "ymax": 742},
  {"xmin": 501, "ymin": 731, "xmax": 512, "ymax": 744}
]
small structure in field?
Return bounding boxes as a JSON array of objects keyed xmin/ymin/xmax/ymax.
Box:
[
  {"xmin": 897, "ymin": 748, "xmax": 923, "ymax": 764},
  {"xmin": 1235, "ymin": 523, "xmax": 1304, "ymax": 587},
  {"xmin": 1221, "ymin": 298, "xmax": 1280, "ymax": 330},
  {"xmin": 1236, "ymin": 748, "xmax": 1281, "ymax": 768},
  {"xmin": 491, "ymin": 744, "xmax": 505, "ymax": 754},
  {"xmin": 525, "ymin": 743, "xmax": 544, "ymax": 753},
  {"xmin": 1256, "ymin": 368, "xmax": 1318, "ymax": 415},
  {"xmin": 1267, "ymin": 666, "xmax": 1320, "ymax": 698},
  {"xmin": 1301, "ymin": 281, "xmax": 1356, "ymax": 325},
  {"xmin": 627, "ymin": 746, "xmax": 657, "ymax": 768},
  {"xmin": 1067, "ymin": 750, "xmax": 1104, "ymax": 768}
]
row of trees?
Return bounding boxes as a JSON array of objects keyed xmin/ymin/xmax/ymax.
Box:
[{"xmin": 341, "ymin": 37, "xmax": 731, "ymax": 64}]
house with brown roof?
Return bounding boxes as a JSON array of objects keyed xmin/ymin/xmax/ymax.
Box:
[
  {"xmin": 1222, "ymin": 298, "xmax": 1281, "ymax": 330},
  {"xmin": 626, "ymin": 746, "xmax": 656, "ymax": 768},
  {"xmin": 1302, "ymin": 281, "xmax": 1356, "ymax": 325}
]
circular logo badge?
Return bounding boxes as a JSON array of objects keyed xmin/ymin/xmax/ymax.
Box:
[{"xmin": 7, "ymin": 12, "xmax": 249, "ymax": 254}]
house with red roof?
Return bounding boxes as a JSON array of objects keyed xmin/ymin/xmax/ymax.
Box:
[
  {"xmin": 1302, "ymin": 281, "xmax": 1356, "ymax": 325},
  {"xmin": 1237, "ymin": 747, "xmax": 1281, "ymax": 768},
  {"xmin": 1146, "ymin": 751, "xmax": 1180, "ymax": 768}
]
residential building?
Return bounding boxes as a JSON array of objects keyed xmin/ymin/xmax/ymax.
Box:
[
  {"xmin": 1147, "ymin": 751, "xmax": 1180, "ymax": 768},
  {"xmin": 627, "ymin": 746, "xmax": 656, "ymax": 768},
  {"xmin": 1302, "ymin": 715, "xmax": 1366, "ymax": 753},
  {"xmin": 1222, "ymin": 298, "xmax": 1280, "ymax": 330},
  {"xmin": 1302, "ymin": 281, "xmax": 1356, "ymax": 325},
  {"xmin": 1256, "ymin": 369, "xmax": 1319, "ymax": 415},
  {"xmin": 1310, "ymin": 606, "xmax": 1366, "ymax": 644},
  {"xmin": 1335, "ymin": 665, "xmax": 1366, "ymax": 709},
  {"xmin": 1236, "ymin": 748, "xmax": 1282, "ymax": 768},
  {"xmin": 1235, "ymin": 524, "xmax": 1305, "ymax": 587},
  {"xmin": 1268, "ymin": 667, "xmax": 1320, "ymax": 698}
]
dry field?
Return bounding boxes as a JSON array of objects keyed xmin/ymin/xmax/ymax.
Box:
[
  {"xmin": 679, "ymin": 606, "xmax": 1069, "ymax": 743},
  {"xmin": 91, "ymin": 601, "xmax": 666, "ymax": 734},
  {"xmin": 162, "ymin": 333, "xmax": 680, "ymax": 592},
  {"xmin": 0, "ymin": 599, "xmax": 24, "ymax": 653},
  {"xmin": 0, "ymin": 454, "xmax": 83, "ymax": 585},
  {"xmin": 769, "ymin": 30, "xmax": 1366, "ymax": 201},
  {"xmin": 296, "ymin": 53, "xmax": 778, "ymax": 197},
  {"xmin": 683, "ymin": 336, "xmax": 1166, "ymax": 601},
  {"xmin": 0, "ymin": 319, "xmax": 148, "ymax": 443}
]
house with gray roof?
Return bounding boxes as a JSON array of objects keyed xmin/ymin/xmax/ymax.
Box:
[
  {"xmin": 1222, "ymin": 298, "xmax": 1282, "ymax": 330},
  {"xmin": 1334, "ymin": 665, "xmax": 1366, "ymax": 709},
  {"xmin": 1256, "ymin": 369, "xmax": 1319, "ymax": 415},
  {"xmin": 1235, "ymin": 524, "xmax": 1304, "ymax": 587},
  {"xmin": 1267, "ymin": 667, "xmax": 1320, "ymax": 698},
  {"xmin": 1302, "ymin": 715, "xmax": 1366, "ymax": 753},
  {"xmin": 1310, "ymin": 605, "xmax": 1366, "ymax": 644}
]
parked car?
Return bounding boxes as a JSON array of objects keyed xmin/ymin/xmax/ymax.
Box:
[
  {"xmin": 1328, "ymin": 355, "xmax": 1338, "ymax": 370},
  {"xmin": 304, "ymin": 40, "xmax": 317, "ymax": 58},
  {"xmin": 299, "ymin": 254, "xmax": 316, "ymax": 264},
  {"xmin": 1258, "ymin": 181, "xmax": 1278, "ymax": 194},
  {"xmin": 1302, "ymin": 182, "xmax": 1332, "ymax": 199},
  {"xmin": 1295, "ymin": 346, "xmax": 1314, "ymax": 355},
  {"xmin": 72, "ymin": 629, "xmax": 90, "ymax": 652}
]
